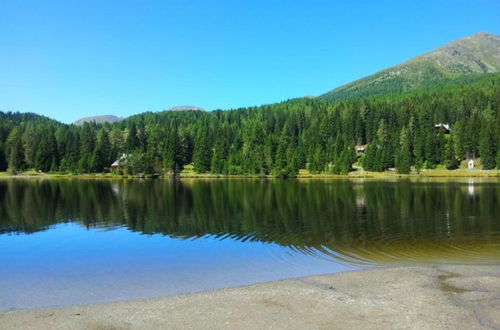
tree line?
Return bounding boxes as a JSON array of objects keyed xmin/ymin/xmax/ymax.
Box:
[{"xmin": 0, "ymin": 74, "xmax": 499, "ymax": 176}]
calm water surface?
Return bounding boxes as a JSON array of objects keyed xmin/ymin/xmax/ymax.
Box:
[{"xmin": 0, "ymin": 178, "xmax": 499, "ymax": 310}]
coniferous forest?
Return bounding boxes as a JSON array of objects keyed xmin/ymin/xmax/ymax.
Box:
[{"xmin": 0, "ymin": 74, "xmax": 499, "ymax": 177}]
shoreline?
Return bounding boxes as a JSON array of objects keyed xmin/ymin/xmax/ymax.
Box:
[
  {"xmin": 0, "ymin": 169, "xmax": 499, "ymax": 180},
  {"xmin": 1, "ymin": 265, "xmax": 499, "ymax": 329}
]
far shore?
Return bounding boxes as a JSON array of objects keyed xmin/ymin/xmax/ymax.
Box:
[
  {"xmin": 1, "ymin": 265, "xmax": 499, "ymax": 329},
  {"xmin": 0, "ymin": 168, "xmax": 499, "ymax": 180}
]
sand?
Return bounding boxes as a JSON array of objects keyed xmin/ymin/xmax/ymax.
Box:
[{"xmin": 1, "ymin": 265, "xmax": 499, "ymax": 330}]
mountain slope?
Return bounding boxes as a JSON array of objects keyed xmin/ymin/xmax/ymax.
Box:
[
  {"xmin": 320, "ymin": 32, "xmax": 500, "ymax": 101},
  {"xmin": 74, "ymin": 115, "xmax": 123, "ymax": 125},
  {"xmin": 167, "ymin": 106, "xmax": 205, "ymax": 112}
]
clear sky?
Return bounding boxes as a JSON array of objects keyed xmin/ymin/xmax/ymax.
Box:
[{"xmin": 1, "ymin": 0, "xmax": 499, "ymax": 123}]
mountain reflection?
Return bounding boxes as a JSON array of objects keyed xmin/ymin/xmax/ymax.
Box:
[{"xmin": 1, "ymin": 178, "xmax": 499, "ymax": 264}]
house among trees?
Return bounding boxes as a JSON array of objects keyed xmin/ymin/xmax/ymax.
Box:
[
  {"xmin": 111, "ymin": 154, "xmax": 128, "ymax": 172},
  {"xmin": 434, "ymin": 123, "xmax": 451, "ymax": 134},
  {"xmin": 468, "ymin": 159, "xmax": 475, "ymax": 169},
  {"xmin": 356, "ymin": 146, "xmax": 366, "ymax": 153}
]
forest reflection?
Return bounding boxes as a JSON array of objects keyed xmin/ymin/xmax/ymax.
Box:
[{"xmin": 1, "ymin": 178, "xmax": 499, "ymax": 264}]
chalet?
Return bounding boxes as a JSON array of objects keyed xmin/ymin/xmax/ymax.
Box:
[
  {"xmin": 435, "ymin": 123, "xmax": 451, "ymax": 134},
  {"xmin": 356, "ymin": 146, "xmax": 366, "ymax": 153},
  {"xmin": 111, "ymin": 154, "xmax": 128, "ymax": 172}
]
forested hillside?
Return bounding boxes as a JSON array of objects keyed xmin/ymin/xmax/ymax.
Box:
[
  {"xmin": 320, "ymin": 32, "xmax": 500, "ymax": 102},
  {"xmin": 0, "ymin": 74, "xmax": 499, "ymax": 176}
]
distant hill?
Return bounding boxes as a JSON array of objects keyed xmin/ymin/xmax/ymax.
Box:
[
  {"xmin": 0, "ymin": 111, "xmax": 59, "ymax": 125},
  {"xmin": 320, "ymin": 32, "xmax": 500, "ymax": 101},
  {"xmin": 73, "ymin": 115, "xmax": 123, "ymax": 125},
  {"xmin": 167, "ymin": 106, "xmax": 205, "ymax": 112}
]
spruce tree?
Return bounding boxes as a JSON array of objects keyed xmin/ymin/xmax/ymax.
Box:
[
  {"xmin": 126, "ymin": 122, "xmax": 139, "ymax": 151},
  {"xmin": 0, "ymin": 141, "xmax": 6, "ymax": 171},
  {"xmin": 193, "ymin": 125, "xmax": 211, "ymax": 173},
  {"xmin": 163, "ymin": 128, "xmax": 178, "ymax": 174},
  {"xmin": 6, "ymin": 127, "xmax": 25, "ymax": 174},
  {"xmin": 396, "ymin": 127, "xmax": 411, "ymax": 174},
  {"xmin": 79, "ymin": 123, "xmax": 96, "ymax": 173},
  {"xmin": 444, "ymin": 136, "xmax": 459, "ymax": 170},
  {"xmin": 337, "ymin": 147, "xmax": 356, "ymax": 174},
  {"xmin": 22, "ymin": 123, "xmax": 38, "ymax": 169},
  {"xmin": 93, "ymin": 129, "xmax": 111, "ymax": 172},
  {"xmin": 362, "ymin": 145, "xmax": 377, "ymax": 171},
  {"xmin": 479, "ymin": 123, "xmax": 497, "ymax": 170},
  {"xmin": 274, "ymin": 126, "xmax": 289, "ymax": 175}
]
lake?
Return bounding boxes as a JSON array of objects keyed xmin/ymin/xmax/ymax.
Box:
[{"xmin": 0, "ymin": 178, "xmax": 499, "ymax": 310}]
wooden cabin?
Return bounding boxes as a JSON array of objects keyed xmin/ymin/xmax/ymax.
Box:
[
  {"xmin": 356, "ymin": 146, "xmax": 366, "ymax": 154},
  {"xmin": 111, "ymin": 154, "xmax": 128, "ymax": 172},
  {"xmin": 434, "ymin": 123, "xmax": 451, "ymax": 134}
]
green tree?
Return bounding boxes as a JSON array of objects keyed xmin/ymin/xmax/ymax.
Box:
[
  {"xmin": 396, "ymin": 127, "xmax": 411, "ymax": 174},
  {"xmin": 336, "ymin": 147, "xmax": 356, "ymax": 174},
  {"xmin": 35, "ymin": 127, "xmax": 58, "ymax": 172},
  {"xmin": 6, "ymin": 127, "xmax": 25, "ymax": 173},
  {"xmin": 79, "ymin": 123, "xmax": 96, "ymax": 173},
  {"xmin": 92, "ymin": 129, "xmax": 111, "ymax": 172},
  {"xmin": 22, "ymin": 123, "xmax": 38, "ymax": 168},
  {"xmin": 126, "ymin": 122, "xmax": 139, "ymax": 151},
  {"xmin": 444, "ymin": 136, "xmax": 459, "ymax": 170},
  {"xmin": 163, "ymin": 127, "xmax": 183, "ymax": 175},
  {"xmin": 479, "ymin": 122, "xmax": 497, "ymax": 170},
  {"xmin": 193, "ymin": 124, "xmax": 211, "ymax": 173}
]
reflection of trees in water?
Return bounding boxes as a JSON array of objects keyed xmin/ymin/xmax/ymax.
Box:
[{"xmin": 0, "ymin": 179, "xmax": 499, "ymax": 253}]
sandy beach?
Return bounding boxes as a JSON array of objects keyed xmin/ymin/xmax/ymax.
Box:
[{"xmin": 1, "ymin": 265, "xmax": 499, "ymax": 330}]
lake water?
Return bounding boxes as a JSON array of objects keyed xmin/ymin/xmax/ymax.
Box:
[{"xmin": 0, "ymin": 178, "xmax": 499, "ymax": 310}]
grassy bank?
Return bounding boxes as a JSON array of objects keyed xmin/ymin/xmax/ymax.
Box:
[{"xmin": 1, "ymin": 166, "xmax": 499, "ymax": 179}]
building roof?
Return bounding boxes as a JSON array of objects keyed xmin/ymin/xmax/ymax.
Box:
[
  {"xmin": 111, "ymin": 154, "xmax": 128, "ymax": 167},
  {"xmin": 435, "ymin": 123, "xmax": 450, "ymax": 130}
]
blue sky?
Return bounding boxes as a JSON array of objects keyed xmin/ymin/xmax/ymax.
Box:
[{"xmin": 1, "ymin": 0, "xmax": 499, "ymax": 123}]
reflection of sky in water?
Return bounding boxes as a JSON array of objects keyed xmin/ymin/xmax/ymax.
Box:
[
  {"xmin": 1, "ymin": 178, "xmax": 499, "ymax": 311},
  {"xmin": 0, "ymin": 223, "xmax": 357, "ymax": 310}
]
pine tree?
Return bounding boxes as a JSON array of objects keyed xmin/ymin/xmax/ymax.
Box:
[
  {"xmin": 308, "ymin": 145, "xmax": 324, "ymax": 174},
  {"xmin": 274, "ymin": 125, "xmax": 290, "ymax": 175},
  {"xmin": 193, "ymin": 125, "xmax": 211, "ymax": 173},
  {"xmin": 6, "ymin": 127, "xmax": 25, "ymax": 174},
  {"xmin": 479, "ymin": 122, "xmax": 497, "ymax": 170},
  {"xmin": 424, "ymin": 131, "xmax": 437, "ymax": 169},
  {"xmin": 396, "ymin": 127, "xmax": 411, "ymax": 174},
  {"xmin": 0, "ymin": 141, "xmax": 6, "ymax": 171},
  {"xmin": 92, "ymin": 129, "xmax": 111, "ymax": 172},
  {"xmin": 35, "ymin": 127, "xmax": 58, "ymax": 172},
  {"xmin": 412, "ymin": 130, "xmax": 425, "ymax": 172},
  {"xmin": 64, "ymin": 129, "xmax": 80, "ymax": 172},
  {"xmin": 79, "ymin": 123, "xmax": 96, "ymax": 173},
  {"xmin": 444, "ymin": 136, "xmax": 459, "ymax": 170},
  {"xmin": 336, "ymin": 147, "xmax": 356, "ymax": 174},
  {"xmin": 362, "ymin": 145, "xmax": 377, "ymax": 171},
  {"xmin": 164, "ymin": 128, "xmax": 183, "ymax": 175},
  {"xmin": 22, "ymin": 123, "xmax": 38, "ymax": 169},
  {"xmin": 285, "ymin": 146, "xmax": 300, "ymax": 177},
  {"xmin": 126, "ymin": 122, "xmax": 139, "ymax": 151}
]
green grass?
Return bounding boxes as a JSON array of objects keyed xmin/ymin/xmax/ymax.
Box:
[{"xmin": 1, "ymin": 164, "xmax": 499, "ymax": 179}]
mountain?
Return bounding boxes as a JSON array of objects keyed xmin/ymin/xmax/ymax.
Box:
[
  {"xmin": 320, "ymin": 32, "xmax": 500, "ymax": 101},
  {"xmin": 74, "ymin": 115, "xmax": 123, "ymax": 125},
  {"xmin": 167, "ymin": 106, "xmax": 205, "ymax": 112}
]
